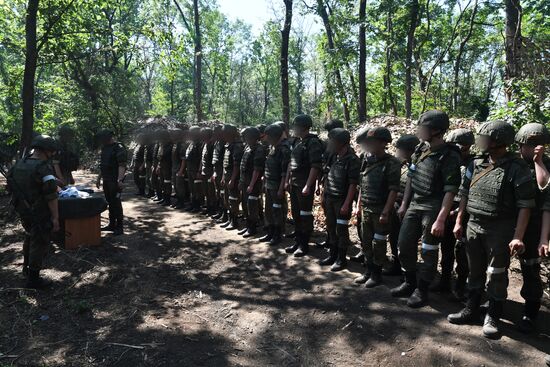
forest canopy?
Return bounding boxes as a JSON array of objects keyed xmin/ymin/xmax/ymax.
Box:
[{"xmin": 0, "ymin": 0, "xmax": 548, "ymax": 148}]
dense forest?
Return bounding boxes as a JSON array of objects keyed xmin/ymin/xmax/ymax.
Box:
[{"xmin": 0, "ymin": 0, "xmax": 548, "ymax": 149}]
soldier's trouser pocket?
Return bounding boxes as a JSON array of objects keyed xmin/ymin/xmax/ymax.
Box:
[{"xmin": 361, "ymin": 209, "xmax": 390, "ymax": 266}]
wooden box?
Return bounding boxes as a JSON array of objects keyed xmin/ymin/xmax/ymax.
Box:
[{"xmin": 64, "ymin": 214, "xmax": 101, "ymax": 250}]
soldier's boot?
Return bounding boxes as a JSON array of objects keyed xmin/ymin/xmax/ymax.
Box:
[
  {"xmin": 101, "ymin": 219, "xmax": 117, "ymax": 232},
  {"xmin": 518, "ymin": 300, "xmax": 540, "ymax": 334},
  {"xmin": 259, "ymin": 226, "xmax": 274, "ymax": 243},
  {"xmin": 407, "ymin": 279, "xmax": 430, "ymax": 308},
  {"xmin": 217, "ymin": 211, "xmax": 229, "ymax": 224},
  {"xmin": 243, "ymin": 224, "xmax": 257, "ymax": 238},
  {"xmin": 238, "ymin": 221, "xmax": 250, "ymax": 235},
  {"xmin": 354, "ymin": 261, "xmax": 372, "ymax": 284},
  {"xmin": 112, "ymin": 219, "xmax": 124, "ymax": 236},
  {"xmin": 545, "ymin": 354, "xmax": 550, "ymax": 367},
  {"xmin": 350, "ymin": 251, "xmax": 365, "ymax": 263},
  {"xmin": 483, "ymin": 299, "xmax": 503, "ymax": 339},
  {"xmin": 429, "ymin": 271, "xmax": 452, "ymax": 293},
  {"xmin": 147, "ymin": 189, "xmax": 155, "ymax": 198},
  {"xmin": 448, "ymin": 291, "xmax": 481, "ymax": 324},
  {"xmin": 284, "ymin": 231, "xmax": 296, "ymax": 239},
  {"xmin": 315, "ymin": 238, "xmax": 328, "ymax": 248},
  {"xmin": 293, "ymin": 234, "xmax": 309, "ymax": 258},
  {"xmin": 382, "ymin": 256, "xmax": 402, "ymax": 276},
  {"xmin": 319, "ymin": 244, "xmax": 337, "ymax": 266},
  {"xmin": 391, "ymin": 271, "xmax": 417, "ymax": 298},
  {"xmin": 285, "ymin": 233, "xmax": 301, "ymax": 254},
  {"xmin": 26, "ymin": 270, "xmax": 52, "ymax": 289},
  {"xmin": 365, "ymin": 265, "xmax": 383, "ymax": 288},
  {"xmin": 225, "ymin": 215, "xmax": 239, "ymax": 230},
  {"xmin": 269, "ymin": 227, "xmax": 282, "ymax": 246},
  {"xmin": 450, "ymin": 275, "xmax": 467, "ymax": 302},
  {"xmin": 330, "ymin": 247, "xmax": 348, "ymax": 272},
  {"xmin": 153, "ymin": 193, "xmax": 164, "ymax": 201},
  {"xmin": 212, "ymin": 208, "xmax": 224, "ymax": 220}
]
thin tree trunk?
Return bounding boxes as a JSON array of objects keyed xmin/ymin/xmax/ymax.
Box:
[
  {"xmin": 281, "ymin": 0, "xmax": 292, "ymax": 124},
  {"xmin": 504, "ymin": 0, "xmax": 522, "ymax": 101},
  {"xmin": 358, "ymin": 0, "xmax": 367, "ymax": 122},
  {"xmin": 385, "ymin": 6, "xmax": 397, "ymax": 115},
  {"xmin": 21, "ymin": 0, "xmax": 39, "ymax": 151},
  {"xmin": 405, "ymin": 0, "xmax": 419, "ymax": 118},
  {"xmin": 193, "ymin": 0, "xmax": 203, "ymax": 121}
]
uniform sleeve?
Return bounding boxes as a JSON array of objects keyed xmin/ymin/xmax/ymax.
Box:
[
  {"xmin": 280, "ymin": 146, "xmax": 291, "ymax": 177},
  {"xmin": 253, "ymin": 145, "xmax": 266, "ymax": 172},
  {"xmin": 116, "ymin": 145, "xmax": 128, "ymax": 167},
  {"xmin": 233, "ymin": 143, "xmax": 244, "ymax": 164},
  {"xmin": 347, "ymin": 155, "xmax": 361, "ymax": 185},
  {"xmin": 184, "ymin": 144, "xmax": 192, "ymax": 161},
  {"xmin": 52, "ymin": 151, "xmax": 61, "ymax": 165},
  {"xmin": 36, "ymin": 163, "xmax": 58, "ymax": 201},
  {"xmin": 441, "ymin": 151, "xmax": 461, "ymax": 194},
  {"xmin": 387, "ymin": 158, "xmax": 402, "ymax": 192},
  {"xmin": 459, "ymin": 161, "xmax": 475, "ymax": 199},
  {"xmin": 512, "ymin": 163, "xmax": 536, "ymax": 209},
  {"xmin": 308, "ymin": 138, "xmax": 324, "ymax": 169}
]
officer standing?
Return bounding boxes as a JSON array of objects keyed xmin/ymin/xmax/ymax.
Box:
[
  {"xmin": 220, "ymin": 124, "xmax": 244, "ymax": 230},
  {"xmin": 132, "ymin": 133, "xmax": 147, "ymax": 196},
  {"xmin": 150, "ymin": 132, "xmax": 162, "ymax": 201},
  {"xmin": 199, "ymin": 127, "xmax": 216, "ymax": 215},
  {"xmin": 285, "ymin": 114, "xmax": 324, "ymax": 257},
  {"xmin": 211, "ymin": 125, "xmax": 226, "ymax": 220},
  {"xmin": 8, "ymin": 135, "xmax": 60, "ymax": 289},
  {"xmin": 144, "ymin": 131, "xmax": 157, "ymax": 198},
  {"xmin": 353, "ymin": 127, "xmax": 401, "ymax": 285},
  {"xmin": 448, "ymin": 120, "xmax": 534, "ymax": 339},
  {"xmin": 96, "ymin": 130, "xmax": 127, "ymax": 235},
  {"xmin": 155, "ymin": 130, "xmax": 173, "ymax": 206},
  {"xmin": 391, "ymin": 110, "xmax": 461, "ymax": 308},
  {"xmin": 53, "ymin": 125, "xmax": 79, "ymax": 186},
  {"xmin": 178, "ymin": 126, "xmax": 203, "ymax": 212},
  {"xmin": 172, "ymin": 126, "xmax": 190, "ymax": 209},
  {"xmin": 318, "ymin": 128, "xmax": 360, "ymax": 272}
]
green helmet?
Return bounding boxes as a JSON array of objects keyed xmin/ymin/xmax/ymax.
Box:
[
  {"xmin": 30, "ymin": 135, "xmax": 59, "ymax": 152},
  {"xmin": 328, "ymin": 128, "xmax": 350, "ymax": 145},
  {"xmin": 242, "ymin": 127, "xmax": 261, "ymax": 140},
  {"xmin": 292, "ymin": 114, "xmax": 313, "ymax": 129},
  {"xmin": 96, "ymin": 129, "xmax": 114, "ymax": 140},
  {"xmin": 189, "ymin": 125, "xmax": 201, "ymax": 134},
  {"xmin": 365, "ymin": 126, "xmax": 392, "ymax": 143},
  {"xmin": 257, "ymin": 124, "xmax": 267, "ymax": 134},
  {"xmin": 395, "ymin": 134, "xmax": 420, "ymax": 151},
  {"xmin": 273, "ymin": 121, "xmax": 288, "ymax": 133},
  {"xmin": 201, "ymin": 127, "xmax": 213, "ymax": 139},
  {"xmin": 355, "ymin": 126, "xmax": 370, "ymax": 144},
  {"xmin": 324, "ymin": 119, "xmax": 344, "ymax": 132},
  {"xmin": 222, "ymin": 124, "xmax": 238, "ymax": 136},
  {"xmin": 418, "ymin": 110, "xmax": 450, "ymax": 132},
  {"xmin": 477, "ymin": 120, "xmax": 515, "ymax": 146},
  {"xmin": 515, "ymin": 123, "xmax": 549, "ymax": 146},
  {"xmin": 58, "ymin": 125, "xmax": 74, "ymax": 137},
  {"xmin": 265, "ymin": 124, "xmax": 284, "ymax": 139},
  {"xmin": 446, "ymin": 128, "xmax": 475, "ymax": 146}
]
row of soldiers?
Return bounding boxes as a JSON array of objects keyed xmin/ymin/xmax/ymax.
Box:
[{"xmin": 131, "ymin": 111, "xmax": 550, "ymax": 343}]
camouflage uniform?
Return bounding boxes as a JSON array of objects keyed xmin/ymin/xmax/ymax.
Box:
[
  {"xmin": 222, "ymin": 130, "xmax": 244, "ymax": 227},
  {"xmin": 132, "ymin": 140, "xmax": 146, "ymax": 196},
  {"xmin": 100, "ymin": 138, "xmax": 128, "ymax": 228},
  {"xmin": 184, "ymin": 130, "xmax": 204, "ymax": 211},
  {"xmin": 200, "ymin": 134, "xmax": 216, "ymax": 213}
]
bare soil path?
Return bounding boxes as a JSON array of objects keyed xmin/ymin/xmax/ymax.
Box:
[{"xmin": 1, "ymin": 171, "xmax": 549, "ymax": 366}]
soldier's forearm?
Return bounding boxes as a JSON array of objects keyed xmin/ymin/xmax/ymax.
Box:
[
  {"xmin": 436, "ymin": 192, "xmax": 455, "ymax": 222},
  {"xmin": 383, "ymin": 190, "xmax": 398, "ymax": 215},
  {"xmin": 513, "ymin": 208, "xmax": 531, "ymax": 241},
  {"xmin": 540, "ymin": 211, "xmax": 550, "ymax": 245},
  {"xmin": 401, "ymin": 178, "xmax": 412, "ymax": 208},
  {"xmin": 48, "ymin": 199, "xmax": 59, "ymax": 221},
  {"xmin": 250, "ymin": 170, "xmax": 261, "ymax": 187},
  {"xmin": 118, "ymin": 166, "xmax": 126, "ymax": 181},
  {"xmin": 343, "ymin": 184, "xmax": 357, "ymax": 210},
  {"xmin": 535, "ymin": 160, "xmax": 550, "ymax": 189},
  {"xmin": 306, "ymin": 167, "xmax": 320, "ymax": 189},
  {"xmin": 455, "ymin": 196, "xmax": 468, "ymax": 224}
]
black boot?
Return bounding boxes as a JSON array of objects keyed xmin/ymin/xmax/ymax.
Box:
[
  {"xmin": 225, "ymin": 216, "xmax": 239, "ymax": 230},
  {"xmin": 350, "ymin": 251, "xmax": 365, "ymax": 263},
  {"xmin": 450, "ymin": 276, "xmax": 467, "ymax": 302},
  {"xmin": 518, "ymin": 301, "xmax": 540, "ymax": 333},
  {"xmin": 391, "ymin": 271, "xmax": 417, "ymax": 298},
  {"xmin": 365, "ymin": 265, "xmax": 383, "ymax": 288},
  {"xmin": 429, "ymin": 272, "xmax": 452, "ymax": 293},
  {"xmin": 25, "ymin": 269, "xmax": 52, "ymax": 289},
  {"xmin": 407, "ymin": 279, "xmax": 430, "ymax": 308},
  {"xmin": 319, "ymin": 244, "xmax": 337, "ymax": 266},
  {"xmin": 284, "ymin": 231, "xmax": 296, "ymax": 239},
  {"xmin": 330, "ymin": 247, "xmax": 347, "ymax": 272},
  {"xmin": 217, "ymin": 211, "xmax": 229, "ymax": 224},
  {"xmin": 285, "ymin": 233, "xmax": 300, "ymax": 254},
  {"xmin": 212, "ymin": 209, "xmax": 224, "ymax": 220},
  {"xmin": 101, "ymin": 221, "xmax": 116, "ymax": 232},
  {"xmin": 113, "ymin": 219, "xmax": 123, "ymax": 236},
  {"xmin": 448, "ymin": 291, "xmax": 482, "ymax": 324},
  {"xmin": 483, "ymin": 299, "xmax": 503, "ymax": 339},
  {"xmin": 316, "ymin": 240, "xmax": 328, "ymax": 248},
  {"xmin": 238, "ymin": 222, "xmax": 249, "ymax": 235},
  {"xmin": 293, "ymin": 234, "xmax": 309, "ymax": 257},
  {"xmin": 243, "ymin": 224, "xmax": 257, "ymax": 238},
  {"xmin": 354, "ymin": 261, "xmax": 372, "ymax": 284},
  {"xmin": 147, "ymin": 189, "xmax": 155, "ymax": 198},
  {"xmin": 269, "ymin": 227, "xmax": 282, "ymax": 246},
  {"xmin": 382, "ymin": 259, "xmax": 402, "ymax": 276},
  {"xmin": 259, "ymin": 226, "xmax": 274, "ymax": 242}
]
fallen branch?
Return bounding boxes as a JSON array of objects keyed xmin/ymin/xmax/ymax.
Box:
[{"xmin": 106, "ymin": 342, "xmax": 145, "ymax": 350}]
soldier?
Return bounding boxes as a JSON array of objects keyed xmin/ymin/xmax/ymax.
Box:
[
  {"xmin": 352, "ymin": 127, "xmax": 401, "ymax": 285},
  {"xmin": 150, "ymin": 132, "xmax": 162, "ymax": 201},
  {"xmin": 199, "ymin": 127, "xmax": 216, "ymax": 215},
  {"xmin": 238, "ymin": 127, "xmax": 267, "ymax": 237},
  {"xmin": 52, "ymin": 125, "xmax": 79, "ymax": 186},
  {"xmin": 391, "ymin": 110, "xmax": 461, "ymax": 308},
  {"xmin": 156, "ymin": 130, "xmax": 173, "ymax": 206},
  {"xmin": 448, "ymin": 120, "xmax": 534, "ymax": 339},
  {"xmin": 131, "ymin": 133, "xmax": 147, "ymax": 196},
  {"xmin": 220, "ymin": 124, "xmax": 244, "ymax": 230},
  {"xmin": 178, "ymin": 126, "xmax": 203, "ymax": 212},
  {"xmin": 7, "ymin": 135, "xmax": 60, "ymax": 288},
  {"xmin": 285, "ymin": 114, "xmax": 324, "ymax": 257},
  {"xmin": 318, "ymin": 128, "xmax": 360, "ymax": 271},
  {"xmin": 512, "ymin": 123, "xmax": 549, "ymax": 332},
  {"xmin": 211, "ymin": 125, "xmax": 227, "ymax": 220},
  {"xmin": 259, "ymin": 124, "xmax": 291, "ymax": 245},
  {"xmin": 172, "ymin": 126, "xmax": 190, "ymax": 209},
  {"xmin": 144, "ymin": 130, "xmax": 157, "ymax": 198},
  {"xmin": 383, "ymin": 134, "xmax": 419, "ymax": 276},
  {"xmin": 430, "ymin": 128, "xmax": 475, "ymax": 299},
  {"xmin": 96, "ymin": 130, "xmax": 127, "ymax": 235}
]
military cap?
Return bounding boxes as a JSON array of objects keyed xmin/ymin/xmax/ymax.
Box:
[
  {"xmin": 328, "ymin": 128, "xmax": 351, "ymax": 145},
  {"xmin": 395, "ymin": 134, "xmax": 420, "ymax": 151},
  {"xmin": 324, "ymin": 119, "xmax": 344, "ymax": 132},
  {"xmin": 446, "ymin": 128, "xmax": 475, "ymax": 146},
  {"xmin": 292, "ymin": 114, "xmax": 313, "ymax": 129},
  {"xmin": 515, "ymin": 123, "xmax": 549, "ymax": 146},
  {"xmin": 364, "ymin": 126, "xmax": 392, "ymax": 143},
  {"xmin": 477, "ymin": 120, "xmax": 515, "ymax": 146},
  {"xmin": 31, "ymin": 135, "xmax": 59, "ymax": 152},
  {"xmin": 418, "ymin": 110, "xmax": 450, "ymax": 132},
  {"xmin": 265, "ymin": 124, "xmax": 284, "ymax": 139}
]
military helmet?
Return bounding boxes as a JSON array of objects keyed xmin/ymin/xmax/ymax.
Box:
[
  {"xmin": 158, "ymin": 129, "xmax": 171, "ymax": 140},
  {"xmin": 265, "ymin": 124, "xmax": 284, "ymax": 139},
  {"xmin": 58, "ymin": 125, "xmax": 74, "ymax": 136},
  {"xmin": 222, "ymin": 124, "xmax": 238, "ymax": 136},
  {"xmin": 273, "ymin": 121, "xmax": 288, "ymax": 132},
  {"xmin": 96, "ymin": 129, "xmax": 114, "ymax": 140},
  {"xmin": 31, "ymin": 135, "xmax": 59, "ymax": 152},
  {"xmin": 365, "ymin": 126, "xmax": 392, "ymax": 143},
  {"xmin": 395, "ymin": 134, "xmax": 420, "ymax": 151},
  {"xmin": 292, "ymin": 114, "xmax": 313, "ymax": 129},
  {"xmin": 201, "ymin": 127, "xmax": 213, "ymax": 138},
  {"xmin": 477, "ymin": 120, "xmax": 516, "ymax": 146},
  {"xmin": 355, "ymin": 126, "xmax": 370, "ymax": 144},
  {"xmin": 189, "ymin": 125, "xmax": 201, "ymax": 133},
  {"xmin": 515, "ymin": 123, "xmax": 549, "ymax": 146},
  {"xmin": 328, "ymin": 128, "xmax": 350, "ymax": 145},
  {"xmin": 324, "ymin": 119, "xmax": 344, "ymax": 132},
  {"xmin": 418, "ymin": 110, "xmax": 450, "ymax": 132},
  {"xmin": 446, "ymin": 128, "xmax": 475, "ymax": 146},
  {"xmin": 257, "ymin": 124, "xmax": 267, "ymax": 134},
  {"xmin": 242, "ymin": 127, "xmax": 261, "ymax": 140}
]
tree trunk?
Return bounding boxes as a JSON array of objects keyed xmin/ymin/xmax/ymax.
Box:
[
  {"xmin": 358, "ymin": 0, "xmax": 367, "ymax": 122},
  {"xmin": 504, "ymin": 0, "xmax": 522, "ymax": 101},
  {"xmin": 193, "ymin": 0, "xmax": 203, "ymax": 121},
  {"xmin": 21, "ymin": 0, "xmax": 39, "ymax": 151},
  {"xmin": 280, "ymin": 0, "xmax": 292, "ymax": 124},
  {"xmin": 405, "ymin": 0, "xmax": 419, "ymax": 118},
  {"xmin": 384, "ymin": 6, "xmax": 397, "ymax": 115}
]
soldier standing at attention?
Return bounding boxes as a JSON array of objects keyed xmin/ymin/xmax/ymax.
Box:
[
  {"xmin": 285, "ymin": 114, "xmax": 324, "ymax": 257},
  {"xmin": 383, "ymin": 134, "xmax": 419, "ymax": 276},
  {"xmin": 259, "ymin": 124, "xmax": 291, "ymax": 245},
  {"xmin": 155, "ymin": 130, "xmax": 173, "ymax": 206},
  {"xmin": 352, "ymin": 127, "xmax": 401, "ymax": 284},
  {"xmin": 8, "ymin": 135, "xmax": 60, "ymax": 289},
  {"xmin": 211, "ymin": 125, "xmax": 226, "ymax": 220},
  {"xmin": 131, "ymin": 133, "xmax": 146, "ymax": 196},
  {"xmin": 238, "ymin": 127, "xmax": 267, "ymax": 238},
  {"xmin": 169, "ymin": 128, "xmax": 185, "ymax": 209},
  {"xmin": 430, "ymin": 128, "xmax": 475, "ymax": 299},
  {"xmin": 173, "ymin": 126, "xmax": 190, "ymax": 209},
  {"xmin": 150, "ymin": 132, "xmax": 162, "ymax": 202},
  {"xmin": 391, "ymin": 110, "xmax": 461, "ymax": 308},
  {"xmin": 178, "ymin": 126, "xmax": 203, "ymax": 212},
  {"xmin": 220, "ymin": 124, "xmax": 244, "ymax": 230},
  {"xmin": 318, "ymin": 128, "xmax": 360, "ymax": 271},
  {"xmin": 448, "ymin": 120, "xmax": 534, "ymax": 339},
  {"xmin": 52, "ymin": 125, "xmax": 79, "ymax": 187},
  {"xmin": 96, "ymin": 130, "xmax": 127, "ymax": 235},
  {"xmin": 199, "ymin": 127, "xmax": 216, "ymax": 215},
  {"xmin": 144, "ymin": 131, "xmax": 157, "ymax": 198}
]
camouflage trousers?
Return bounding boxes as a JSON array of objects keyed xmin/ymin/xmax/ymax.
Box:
[
  {"xmin": 241, "ymin": 186, "xmax": 261, "ymax": 226},
  {"xmin": 324, "ymin": 195, "xmax": 352, "ymax": 250},
  {"xmin": 519, "ymin": 217, "xmax": 544, "ymax": 303},
  {"xmin": 133, "ymin": 164, "xmax": 146, "ymax": 193},
  {"xmin": 290, "ymin": 186, "xmax": 314, "ymax": 239},
  {"xmin": 223, "ymin": 183, "xmax": 240, "ymax": 217},
  {"xmin": 203, "ymin": 178, "xmax": 216, "ymax": 208},
  {"xmin": 264, "ymin": 188, "xmax": 285, "ymax": 229},
  {"xmin": 21, "ymin": 216, "xmax": 51, "ymax": 271},
  {"xmin": 361, "ymin": 207, "xmax": 391, "ymax": 266}
]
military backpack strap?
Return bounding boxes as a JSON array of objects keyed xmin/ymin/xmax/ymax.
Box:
[
  {"xmin": 362, "ymin": 158, "xmax": 386, "ymax": 175},
  {"xmin": 469, "ymin": 156, "xmax": 514, "ymax": 188}
]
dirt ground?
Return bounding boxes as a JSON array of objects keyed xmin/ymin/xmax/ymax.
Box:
[{"xmin": 1, "ymin": 171, "xmax": 549, "ymax": 367}]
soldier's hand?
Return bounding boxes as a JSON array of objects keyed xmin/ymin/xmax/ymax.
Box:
[
  {"xmin": 509, "ymin": 239, "xmax": 525, "ymax": 257},
  {"xmin": 210, "ymin": 175, "xmax": 215, "ymax": 183},
  {"xmin": 247, "ymin": 185, "xmax": 253, "ymax": 194},
  {"xmin": 379, "ymin": 212, "xmax": 389, "ymax": 225},
  {"xmin": 51, "ymin": 217, "xmax": 60, "ymax": 232},
  {"xmin": 534, "ymin": 145, "xmax": 545, "ymax": 163},
  {"xmin": 453, "ymin": 222, "xmax": 463, "ymax": 240},
  {"xmin": 397, "ymin": 204, "xmax": 407, "ymax": 220},
  {"xmin": 339, "ymin": 205, "xmax": 350, "ymax": 217},
  {"xmin": 284, "ymin": 182, "xmax": 290, "ymax": 191},
  {"xmin": 277, "ymin": 188, "xmax": 284, "ymax": 199},
  {"xmin": 155, "ymin": 167, "xmax": 160, "ymax": 175},
  {"xmin": 538, "ymin": 242, "xmax": 549, "ymax": 257},
  {"xmin": 227, "ymin": 180, "xmax": 234, "ymax": 189},
  {"xmin": 302, "ymin": 185, "xmax": 311, "ymax": 196},
  {"xmin": 117, "ymin": 180, "xmax": 124, "ymax": 192},
  {"xmin": 431, "ymin": 218, "xmax": 446, "ymax": 237}
]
